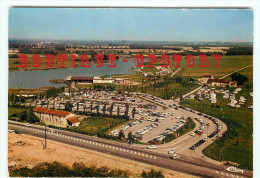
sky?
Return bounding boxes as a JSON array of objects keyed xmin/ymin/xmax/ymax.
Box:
[{"xmin": 9, "ymin": 8, "xmax": 253, "ymax": 42}]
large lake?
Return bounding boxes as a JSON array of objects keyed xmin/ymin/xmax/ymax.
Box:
[{"xmin": 9, "ymin": 59, "xmax": 135, "ymax": 88}]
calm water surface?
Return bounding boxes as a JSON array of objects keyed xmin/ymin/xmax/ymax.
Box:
[{"xmin": 9, "ymin": 60, "xmax": 135, "ymax": 88}]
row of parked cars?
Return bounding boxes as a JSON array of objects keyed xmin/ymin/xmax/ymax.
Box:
[
  {"xmin": 134, "ymin": 123, "xmax": 159, "ymax": 139},
  {"xmin": 149, "ymin": 119, "xmax": 187, "ymax": 144},
  {"xmin": 110, "ymin": 120, "xmax": 142, "ymax": 136},
  {"xmin": 189, "ymin": 112, "xmax": 222, "ymax": 150}
]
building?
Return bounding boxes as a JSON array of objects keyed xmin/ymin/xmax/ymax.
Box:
[
  {"xmin": 198, "ymin": 75, "xmax": 214, "ymax": 85},
  {"xmin": 66, "ymin": 76, "xmax": 94, "ymax": 83},
  {"xmin": 207, "ymin": 79, "xmax": 237, "ymax": 87},
  {"xmin": 33, "ymin": 107, "xmax": 80, "ymax": 128}
]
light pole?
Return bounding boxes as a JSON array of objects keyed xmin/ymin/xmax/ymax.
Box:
[{"xmin": 44, "ymin": 125, "xmax": 47, "ymax": 149}]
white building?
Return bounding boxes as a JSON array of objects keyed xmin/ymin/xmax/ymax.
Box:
[{"xmin": 33, "ymin": 107, "xmax": 80, "ymax": 128}]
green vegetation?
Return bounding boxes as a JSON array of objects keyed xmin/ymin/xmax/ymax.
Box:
[
  {"xmin": 181, "ymin": 67, "xmax": 253, "ymax": 170},
  {"xmin": 69, "ymin": 116, "xmax": 128, "ymax": 136},
  {"xmin": 162, "ymin": 118, "xmax": 195, "ymax": 143},
  {"xmin": 226, "ymin": 47, "xmax": 253, "ymax": 56},
  {"xmin": 141, "ymin": 169, "xmax": 164, "ymax": 178},
  {"xmin": 8, "ymin": 107, "xmax": 40, "ymax": 123},
  {"xmin": 9, "ymin": 161, "xmax": 129, "ymax": 177},
  {"xmin": 46, "ymin": 87, "xmax": 64, "ymax": 98},
  {"xmin": 8, "ymin": 107, "xmax": 27, "ymax": 117},
  {"xmin": 177, "ymin": 55, "xmax": 253, "ymax": 77}
]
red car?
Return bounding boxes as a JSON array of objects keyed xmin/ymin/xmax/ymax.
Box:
[{"xmin": 197, "ymin": 131, "xmax": 203, "ymax": 135}]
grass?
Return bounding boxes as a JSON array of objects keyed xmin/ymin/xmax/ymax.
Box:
[
  {"xmin": 8, "ymin": 107, "xmax": 27, "ymax": 117},
  {"xmin": 180, "ymin": 66, "xmax": 253, "ymax": 170},
  {"xmin": 70, "ymin": 116, "xmax": 128, "ymax": 135},
  {"xmin": 177, "ymin": 55, "xmax": 253, "ymax": 77}
]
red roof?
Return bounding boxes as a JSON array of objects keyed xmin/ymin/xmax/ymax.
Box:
[
  {"xmin": 207, "ymin": 79, "xmax": 230, "ymax": 84},
  {"xmin": 67, "ymin": 116, "xmax": 80, "ymax": 123},
  {"xmin": 71, "ymin": 76, "xmax": 94, "ymax": 80},
  {"xmin": 33, "ymin": 107, "xmax": 71, "ymax": 117}
]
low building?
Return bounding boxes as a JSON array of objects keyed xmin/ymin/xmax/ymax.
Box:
[
  {"xmin": 207, "ymin": 79, "xmax": 237, "ymax": 87},
  {"xmin": 33, "ymin": 107, "xmax": 79, "ymax": 128},
  {"xmin": 198, "ymin": 75, "xmax": 214, "ymax": 85},
  {"xmin": 66, "ymin": 76, "xmax": 94, "ymax": 83}
]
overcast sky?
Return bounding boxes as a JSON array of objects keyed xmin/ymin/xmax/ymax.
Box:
[{"xmin": 9, "ymin": 8, "xmax": 253, "ymax": 42}]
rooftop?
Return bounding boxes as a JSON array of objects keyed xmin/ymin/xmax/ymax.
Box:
[{"xmin": 33, "ymin": 107, "xmax": 71, "ymax": 117}]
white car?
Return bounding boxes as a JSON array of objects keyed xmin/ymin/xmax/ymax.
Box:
[
  {"xmin": 171, "ymin": 154, "xmax": 180, "ymax": 159},
  {"xmin": 189, "ymin": 132, "xmax": 195, "ymax": 136},
  {"xmin": 175, "ymin": 115, "xmax": 181, "ymax": 119},
  {"xmin": 203, "ymin": 137, "xmax": 209, "ymax": 141},
  {"xmin": 168, "ymin": 149, "xmax": 175, "ymax": 154},
  {"xmin": 24, "ymin": 123, "xmax": 31, "ymax": 127},
  {"xmin": 147, "ymin": 145, "xmax": 157, "ymax": 149}
]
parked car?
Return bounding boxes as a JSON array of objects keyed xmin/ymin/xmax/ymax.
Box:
[
  {"xmin": 168, "ymin": 149, "xmax": 175, "ymax": 154},
  {"xmin": 189, "ymin": 132, "xmax": 195, "ymax": 136}
]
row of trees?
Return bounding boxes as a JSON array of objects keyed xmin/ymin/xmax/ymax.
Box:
[
  {"xmin": 9, "ymin": 161, "xmax": 164, "ymax": 177},
  {"xmin": 225, "ymin": 47, "xmax": 253, "ymax": 56}
]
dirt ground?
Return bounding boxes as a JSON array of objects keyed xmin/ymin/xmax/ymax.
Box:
[{"xmin": 8, "ymin": 133, "xmax": 197, "ymax": 178}]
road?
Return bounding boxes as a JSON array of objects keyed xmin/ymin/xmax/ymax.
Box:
[{"xmin": 9, "ymin": 121, "xmax": 252, "ymax": 178}]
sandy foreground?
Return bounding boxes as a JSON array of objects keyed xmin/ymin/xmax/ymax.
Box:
[{"xmin": 8, "ymin": 133, "xmax": 197, "ymax": 178}]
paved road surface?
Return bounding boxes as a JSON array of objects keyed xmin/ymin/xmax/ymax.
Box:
[{"xmin": 9, "ymin": 122, "xmax": 252, "ymax": 178}]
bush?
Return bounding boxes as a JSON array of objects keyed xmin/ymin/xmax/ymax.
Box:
[{"xmin": 141, "ymin": 169, "xmax": 164, "ymax": 178}]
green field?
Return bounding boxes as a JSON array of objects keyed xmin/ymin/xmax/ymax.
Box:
[
  {"xmin": 181, "ymin": 66, "xmax": 253, "ymax": 170},
  {"xmin": 8, "ymin": 107, "xmax": 27, "ymax": 117},
  {"xmin": 177, "ymin": 55, "xmax": 253, "ymax": 77},
  {"xmin": 70, "ymin": 116, "xmax": 129, "ymax": 135}
]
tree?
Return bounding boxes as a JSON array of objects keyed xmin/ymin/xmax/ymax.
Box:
[
  {"xmin": 117, "ymin": 106, "xmax": 120, "ymax": 116},
  {"xmin": 141, "ymin": 169, "xmax": 164, "ymax": 178},
  {"xmin": 96, "ymin": 104, "xmax": 99, "ymax": 115},
  {"xmin": 90, "ymin": 102, "xmax": 93, "ymax": 113},
  {"xmin": 103, "ymin": 103, "xmax": 107, "ymax": 115},
  {"xmin": 10, "ymin": 93, "xmax": 15, "ymax": 106},
  {"xmin": 19, "ymin": 111, "xmax": 28, "ymax": 121},
  {"xmin": 76, "ymin": 102, "xmax": 79, "ymax": 112},
  {"xmin": 125, "ymin": 104, "xmax": 129, "ymax": 116},
  {"xmin": 118, "ymin": 130, "xmax": 125, "ymax": 140},
  {"xmin": 65, "ymin": 101, "xmax": 73, "ymax": 112},
  {"xmin": 110, "ymin": 103, "xmax": 114, "ymax": 116},
  {"xmin": 132, "ymin": 107, "xmax": 136, "ymax": 119},
  {"xmin": 230, "ymin": 72, "xmax": 248, "ymax": 85},
  {"xmin": 128, "ymin": 131, "xmax": 134, "ymax": 144},
  {"xmin": 28, "ymin": 108, "xmax": 40, "ymax": 123}
]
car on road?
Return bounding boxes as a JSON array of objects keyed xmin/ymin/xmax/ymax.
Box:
[
  {"xmin": 171, "ymin": 154, "xmax": 180, "ymax": 159},
  {"xmin": 15, "ymin": 130, "xmax": 22, "ymax": 134},
  {"xmin": 24, "ymin": 123, "xmax": 31, "ymax": 127},
  {"xmin": 189, "ymin": 132, "xmax": 195, "ymax": 136},
  {"xmin": 206, "ymin": 122, "xmax": 211, "ymax": 126},
  {"xmin": 190, "ymin": 145, "xmax": 196, "ymax": 150},
  {"xmin": 168, "ymin": 149, "xmax": 175, "ymax": 154},
  {"xmin": 147, "ymin": 145, "xmax": 157, "ymax": 149}
]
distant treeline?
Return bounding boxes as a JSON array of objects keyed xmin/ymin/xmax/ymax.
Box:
[{"xmin": 225, "ymin": 47, "xmax": 253, "ymax": 56}]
